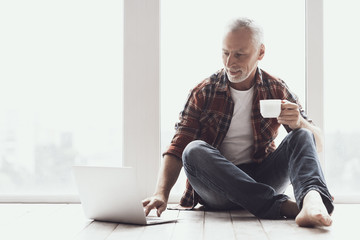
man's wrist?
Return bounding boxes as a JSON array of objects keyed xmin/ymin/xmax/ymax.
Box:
[
  {"xmin": 299, "ymin": 117, "xmax": 309, "ymax": 129},
  {"xmin": 154, "ymin": 191, "xmax": 169, "ymax": 202}
]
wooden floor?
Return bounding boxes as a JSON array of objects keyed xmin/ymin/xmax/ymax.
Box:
[{"xmin": 0, "ymin": 204, "xmax": 358, "ymax": 240}]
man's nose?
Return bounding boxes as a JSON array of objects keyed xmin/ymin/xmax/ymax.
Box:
[{"xmin": 226, "ymin": 54, "xmax": 235, "ymax": 67}]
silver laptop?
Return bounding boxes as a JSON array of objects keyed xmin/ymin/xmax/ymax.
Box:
[{"xmin": 72, "ymin": 166, "xmax": 178, "ymax": 225}]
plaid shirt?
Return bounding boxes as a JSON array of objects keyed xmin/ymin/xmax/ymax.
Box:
[{"xmin": 164, "ymin": 68, "xmax": 311, "ymax": 208}]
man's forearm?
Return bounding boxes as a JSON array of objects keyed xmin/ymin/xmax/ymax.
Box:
[
  {"xmin": 154, "ymin": 154, "xmax": 183, "ymax": 200},
  {"xmin": 300, "ymin": 118, "xmax": 323, "ymax": 153}
]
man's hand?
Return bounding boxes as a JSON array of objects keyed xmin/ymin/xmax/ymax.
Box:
[
  {"xmin": 142, "ymin": 154, "xmax": 183, "ymax": 217},
  {"xmin": 277, "ymin": 100, "xmax": 324, "ymax": 153},
  {"xmin": 142, "ymin": 194, "xmax": 168, "ymax": 217},
  {"xmin": 277, "ymin": 100, "xmax": 303, "ymax": 130}
]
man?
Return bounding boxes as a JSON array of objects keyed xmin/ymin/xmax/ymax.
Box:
[{"xmin": 143, "ymin": 18, "xmax": 334, "ymax": 227}]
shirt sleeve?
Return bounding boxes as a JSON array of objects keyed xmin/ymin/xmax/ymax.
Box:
[{"xmin": 163, "ymin": 83, "xmax": 206, "ymax": 159}]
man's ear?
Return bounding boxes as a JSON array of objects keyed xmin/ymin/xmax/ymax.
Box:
[{"xmin": 258, "ymin": 44, "xmax": 265, "ymax": 60}]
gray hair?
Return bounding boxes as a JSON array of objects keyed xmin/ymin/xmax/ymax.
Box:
[{"xmin": 224, "ymin": 18, "xmax": 264, "ymax": 47}]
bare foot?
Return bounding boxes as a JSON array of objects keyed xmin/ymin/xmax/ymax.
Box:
[
  {"xmin": 295, "ymin": 190, "xmax": 332, "ymax": 227},
  {"xmin": 280, "ymin": 199, "xmax": 300, "ymax": 219}
]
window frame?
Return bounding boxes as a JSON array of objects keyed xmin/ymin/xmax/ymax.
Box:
[
  {"xmin": 299, "ymin": 0, "xmax": 360, "ymax": 203},
  {"xmin": 307, "ymin": 0, "xmax": 360, "ymax": 203}
]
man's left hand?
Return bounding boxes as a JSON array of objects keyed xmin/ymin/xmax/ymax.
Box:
[{"xmin": 277, "ymin": 100, "xmax": 303, "ymax": 130}]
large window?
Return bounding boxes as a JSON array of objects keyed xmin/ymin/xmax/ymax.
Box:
[
  {"xmin": 2, "ymin": 0, "xmax": 357, "ymax": 203},
  {"xmin": 324, "ymin": 0, "xmax": 360, "ymax": 199},
  {"xmin": 161, "ymin": 0, "xmax": 306, "ymax": 201},
  {"xmin": 0, "ymin": 1, "xmax": 123, "ymax": 197}
]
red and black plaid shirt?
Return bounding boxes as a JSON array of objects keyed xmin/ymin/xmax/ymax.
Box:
[{"xmin": 163, "ymin": 68, "xmax": 311, "ymax": 208}]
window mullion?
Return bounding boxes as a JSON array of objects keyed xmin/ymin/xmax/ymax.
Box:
[{"xmin": 123, "ymin": 0, "xmax": 160, "ymax": 199}]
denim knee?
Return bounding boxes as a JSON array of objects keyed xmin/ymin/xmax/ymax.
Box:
[
  {"xmin": 182, "ymin": 140, "xmax": 208, "ymax": 167},
  {"xmin": 287, "ymin": 128, "xmax": 315, "ymax": 144}
]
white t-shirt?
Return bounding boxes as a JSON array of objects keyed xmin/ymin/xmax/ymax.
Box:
[{"xmin": 219, "ymin": 86, "xmax": 254, "ymax": 165}]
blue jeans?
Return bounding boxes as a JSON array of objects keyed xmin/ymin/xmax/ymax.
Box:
[{"xmin": 182, "ymin": 128, "xmax": 334, "ymax": 219}]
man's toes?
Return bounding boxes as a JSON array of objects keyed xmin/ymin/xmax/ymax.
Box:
[{"xmin": 320, "ymin": 215, "xmax": 332, "ymax": 226}]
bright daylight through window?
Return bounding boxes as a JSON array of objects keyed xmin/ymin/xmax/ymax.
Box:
[
  {"xmin": 324, "ymin": 0, "xmax": 360, "ymax": 198},
  {"xmin": 0, "ymin": 0, "xmax": 123, "ymax": 196}
]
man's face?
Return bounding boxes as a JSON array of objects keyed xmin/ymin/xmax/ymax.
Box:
[{"xmin": 222, "ymin": 28, "xmax": 264, "ymax": 84}]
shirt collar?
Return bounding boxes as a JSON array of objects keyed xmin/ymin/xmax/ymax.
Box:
[{"xmin": 255, "ymin": 67, "xmax": 264, "ymax": 86}]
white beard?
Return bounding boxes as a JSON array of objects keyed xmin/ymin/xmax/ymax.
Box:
[
  {"xmin": 227, "ymin": 70, "xmax": 250, "ymax": 83},
  {"xmin": 226, "ymin": 64, "xmax": 258, "ymax": 83}
]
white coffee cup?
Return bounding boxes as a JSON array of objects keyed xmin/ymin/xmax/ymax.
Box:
[{"xmin": 260, "ymin": 99, "xmax": 282, "ymax": 118}]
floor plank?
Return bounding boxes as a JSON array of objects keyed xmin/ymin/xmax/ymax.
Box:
[
  {"xmin": 0, "ymin": 204, "xmax": 66, "ymax": 240},
  {"xmin": 260, "ymin": 204, "xmax": 360, "ymax": 240},
  {"xmin": 204, "ymin": 211, "xmax": 236, "ymax": 240},
  {"xmin": 73, "ymin": 221, "xmax": 118, "ymax": 240},
  {"xmin": 56, "ymin": 204, "xmax": 93, "ymax": 238},
  {"xmin": 171, "ymin": 209, "xmax": 204, "ymax": 240},
  {"xmin": 231, "ymin": 209, "xmax": 269, "ymax": 240},
  {"xmin": 324, "ymin": 204, "xmax": 359, "ymax": 240},
  {"xmin": 106, "ymin": 224, "xmax": 145, "ymax": 240},
  {"xmin": 36, "ymin": 204, "xmax": 91, "ymax": 240},
  {"xmin": 106, "ymin": 208, "xmax": 179, "ymax": 240},
  {"xmin": 0, "ymin": 204, "xmax": 41, "ymax": 226},
  {"xmin": 0, "ymin": 203, "xmax": 358, "ymax": 240},
  {"xmin": 260, "ymin": 218, "xmax": 332, "ymax": 240},
  {"xmin": 136, "ymin": 209, "xmax": 179, "ymax": 240}
]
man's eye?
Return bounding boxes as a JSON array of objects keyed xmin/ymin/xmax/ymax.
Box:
[
  {"xmin": 223, "ymin": 52, "xmax": 229, "ymax": 56},
  {"xmin": 235, "ymin": 53, "xmax": 243, "ymax": 58}
]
